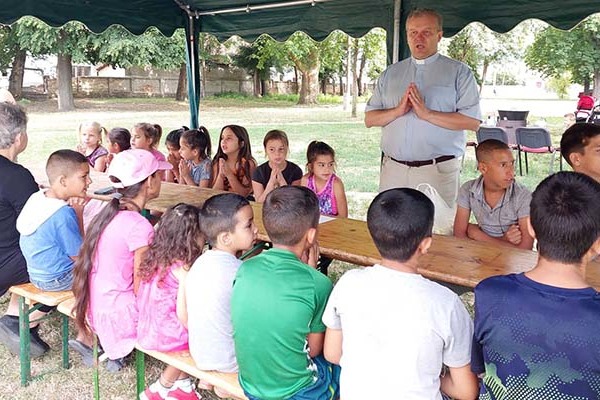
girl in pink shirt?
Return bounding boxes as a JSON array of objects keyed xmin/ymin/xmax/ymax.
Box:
[
  {"xmin": 137, "ymin": 203, "xmax": 205, "ymax": 399},
  {"xmin": 131, "ymin": 123, "xmax": 168, "ymax": 180},
  {"xmin": 301, "ymin": 141, "xmax": 347, "ymax": 218},
  {"xmin": 72, "ymin": 149, "xmax": 171, "ymax": 372}
]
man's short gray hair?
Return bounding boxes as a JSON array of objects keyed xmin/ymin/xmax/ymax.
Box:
[
  {"xmin": 0, "ymin": 102, "xmax": 27, "ymax": 149},
  {"xmin": 407, "ymin": 8, "xmax": 443, "ymax": 31}
]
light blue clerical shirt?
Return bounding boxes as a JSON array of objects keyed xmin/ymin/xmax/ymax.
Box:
[{"xmin": 366, "ymin": 53, "xmax": 481, "ymax": 161}]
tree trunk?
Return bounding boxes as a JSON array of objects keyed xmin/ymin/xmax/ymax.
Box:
[
  {"xmin": 479, "ymin": 60, "xmax": 489, "ymax": 95},
  {"xmin": 291, "ymin": 47, "xmax": 320, "ymax": 105},
  {"xmin": 175, "ymin": 63, "xmax": 187, "ymax": 101},
  {"xmin": 584, "ymin": 76, "xmax": 591, "ymax": 94},
  {"xmin": 57, "ymin": 53, "xmax": 74, "ymax": 111},
  {"xmin": 357, "ymin": 50, "xmax": 366, "ymax": 97},
  {"xmin": 351, "ymin": 38, "xmax": 359, "ymax": 117},
  {"xmin": 200, "ymin": 59, "xmax": 206, "ymax": 98},
  {"xmin": 298, "ymin": 67, "xmax": 320, "ymax": 105},
  {"xmin": 8, "ymin": 49, "xmax": 26, "ymax": 100},
  {"xmin": 343, "ymin": 37, "xmax": 351, "ymax": 111},
  {"xmin": 252, "ymin": 71, "xmax": 260, "ymax": 97},
  {"xmin": 592, "ymin": 70, "xmax": 600, "ymax": 100},
  {"xmin": 260, "ymin": 80, "xmax": 267, "ymax": 97},
  {"xmin": 293, "ymin": 67, "xmax": 299, "ymax": 94}
]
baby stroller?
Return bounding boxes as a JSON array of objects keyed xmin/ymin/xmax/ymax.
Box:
[
  {"xmin": 588, "ymin": 105, "xmax": 600, "ymax": 125},
  {"xmin": 575, "ymin": 94, "xmax": 596, "ymax": 123}
]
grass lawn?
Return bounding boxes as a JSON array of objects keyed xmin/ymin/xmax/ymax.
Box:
[{"xmin": 1, "ymin": 96, "xmax": 570, "ymax": 399}]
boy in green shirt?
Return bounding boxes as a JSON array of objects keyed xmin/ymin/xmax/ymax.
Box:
[{"xmin": 231, "ymin": 186, "xmax": 339, "ymax": 400}]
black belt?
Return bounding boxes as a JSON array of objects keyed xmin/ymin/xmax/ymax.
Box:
[{"xmin": 388, "ymin": 154, "xmax": 455, "ymax": 168}]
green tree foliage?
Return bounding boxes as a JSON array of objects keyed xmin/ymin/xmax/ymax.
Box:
[
  {"xmin": 12, "ymin": 17, "xmax": 89, "ymax": 61},
  {"xmin": 361, "ymin": 28, "xmax": 387, "ymax": 82},
  {"xmin": 319, "ymin": 31, "xmax": 347, "ymax": 94},
  {"xmin": 447, "ymin": 23, "xmax": 525, "ymax": 92},
  {"xmin": 447, "ymin": 27, "xmax": 481, "ymax": 84},
  {"xmin": 233, "ymin": 35, "xmax": 288, "ymax": 96},
  {"xmin": 0, "ymin": 25, "xmax": 17, "ymax": 73},
  {"xmin": 525, "ymin": 15, "xmax": 600, "ymax": 97},
  {"xmin": 11, "ymin": 17, "xmax": 91, "ymax": 110},
  {"xmin": 547, "ymin": 72, "xmax": 572, "ymax": 99},
  {"xmin": 233, "ymin": 29, "xmax": 384, "ymax": 104},
  {"xmin": 86, "ymin": 26, "xmax": 185, "ymax": 70}
]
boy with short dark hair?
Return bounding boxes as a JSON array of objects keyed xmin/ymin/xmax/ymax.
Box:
[
  {"xmin": 560, "ymin": 122, "xmax": 600, "ymax": 182},
  {"xmin": 323, "ymin": 188, "xmax": 477, "ymax": 400},
  {"xmin": 187, "ymin": 193, "xmax": 257, "ymax": 394},
  {"xmin": 231, "ymin": 186, "xmax": 339, "ymax": 400},
  {"xmin": 472, "ymin": 171, "xmax": 600, "ymax": 398},
  {"xmin": 454, "ymin": 139, "xmax": 533, "ymax": 249},
  {"xmin": 17, "ymin": 149, "xmax": 90, "ymax": 291}
]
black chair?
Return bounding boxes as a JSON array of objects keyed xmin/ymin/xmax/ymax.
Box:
[
  {"xmin": 514, "ymin": 127, "xmax": 561, "ymax": 176},
  {"xmin": 476, "ymin": 126, "xmax": 509, "ymax": 144}
]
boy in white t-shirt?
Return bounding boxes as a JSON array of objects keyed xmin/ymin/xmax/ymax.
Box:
[
  {"xmin": 186, "ymin": 193, "xmax": 257, "ymax": 395},
  {"xmin": 322, "ymin": 188, "xmax": 478, "ymax": 400}
]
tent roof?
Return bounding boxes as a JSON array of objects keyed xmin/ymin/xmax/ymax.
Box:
[{"xmin": 1, "ymin": 0, "xmax": 600, "ymax": 41}]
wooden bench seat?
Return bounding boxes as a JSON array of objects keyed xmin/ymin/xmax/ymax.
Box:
[
  {"xmin": 9, "ymin": 283, "xmax": 73, "ymax": 306},
  {"xmin": 56, "ymin": 297, "xmax": 75, "ymax": 317},
  {"xmin": 8, "ymin": 283, "xmax": 74, "ymax": 386},
  {"xmin": 135, "ymin": 345, "xmax": 248, "ymax": 400}
]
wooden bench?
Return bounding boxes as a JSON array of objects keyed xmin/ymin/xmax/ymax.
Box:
[
  {"xmin": 135, "ymin": 345, "xmax": 248, "ymax": 400},
  {"xmin": 8, "ymin": 283, "xmax": 74, "ymax": 386}
]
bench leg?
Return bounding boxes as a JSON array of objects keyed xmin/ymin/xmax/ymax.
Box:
[
  {"xmin": 61, "ymin": 314, "xmax": 70, "ymax": 369},
  {"xmin": 93, "ymin": 334, "xmax": 100, "ymax": 400},
  {"xmin": 136, "ymin": 349, "xmax": 146, "ymax": 397},
  {"xmin": 18, "ymin": 296, "xmax": 31, "ymax": 386}
]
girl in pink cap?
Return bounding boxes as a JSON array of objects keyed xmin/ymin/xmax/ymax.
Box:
[{"xmin": 72, "ymin": 149, "xmax": 171, "ymax": 372}]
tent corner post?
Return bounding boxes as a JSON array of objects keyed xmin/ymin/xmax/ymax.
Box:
[{"xmin": 185, "ymin": 14, "xmax": 201, "ymax": 129}]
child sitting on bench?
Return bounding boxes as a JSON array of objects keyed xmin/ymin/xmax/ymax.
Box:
[
  {"xmin": 472, "ymin": 172, "xmax": 600, "ymax": 398},
  {"xmin": 137, "ymin": 204, "xmax": 205, "ymax": 400},
  {"xmin": 454, "ymin": 139, "xmax": 533, "ymax": 249},
  {"xmin": 323, "ymin": 188, "xmax": 477, "ymax": 399},
  {"xmin": 560, "ymin": 122, "xmax": 600, "ymax": 182},
  {"xmin": 17, "ymin": 149, "xmax": 90, "ymax": 292},
  {"xmin": 231, "ymin": 186, "xmax": 339, "ymax": 399},
  {"xmin": 187, "ymin": 193, "xmax": 257, "ymax": 396},
  {"xmin": 72, "ymin": 149, "xmax": 171, "ymax": 371}
]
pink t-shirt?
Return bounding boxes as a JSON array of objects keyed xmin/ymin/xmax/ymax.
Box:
[
  {"xmin": 149, "ymin": 148, "xmax": 167, "ymax": 181},
  {"xmin": 137, "ymin": 261, "xmax": 188, "ymax": 352},
  {"xmin": 88, "ymin": 211, "xmax": 154, "ymax": 359},
  {"xmin": 150, "ymin": 148, "xmax": 166, "ymax": 162}
]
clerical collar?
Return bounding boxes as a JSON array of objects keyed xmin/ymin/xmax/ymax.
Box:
[{"xmin": 411, "ymin": 53, "xmax": 440, "ymax": 65}]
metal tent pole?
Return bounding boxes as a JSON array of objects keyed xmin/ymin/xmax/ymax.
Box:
[
  {"xmin": 184, "ymin": 14, "xmax": 200, "ymax": 128},
  {"xmin": 393, "ymin": 0, "xmax": 401, "ymax": 63}
]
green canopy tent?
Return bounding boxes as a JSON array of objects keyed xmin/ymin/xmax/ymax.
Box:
[{"xmin": 2, "ymin": 0, "xmax": 600, "ymax": 127}]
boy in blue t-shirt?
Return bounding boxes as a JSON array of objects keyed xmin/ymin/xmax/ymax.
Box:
[
  {"xmin": 472, "ymin": 171, "xmax": 600, "ymax": 399},
  {"xmin": 17, "ymin": 149, "xmax": 90, "ymax": 291}
]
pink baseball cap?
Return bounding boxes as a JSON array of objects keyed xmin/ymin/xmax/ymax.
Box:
[{"xmin": 107, "ymin": 149, "xmax": 172, "ymax": 188}]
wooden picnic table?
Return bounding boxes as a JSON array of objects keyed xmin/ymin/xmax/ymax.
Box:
[{"xmin": 32, "ymin": 169, "xmax": 600, "ymax": 290}]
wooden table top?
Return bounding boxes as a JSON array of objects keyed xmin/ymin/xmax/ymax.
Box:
[{"xmin": 32, "ymin": 169, "xmax": 600, "ymax": 290}]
